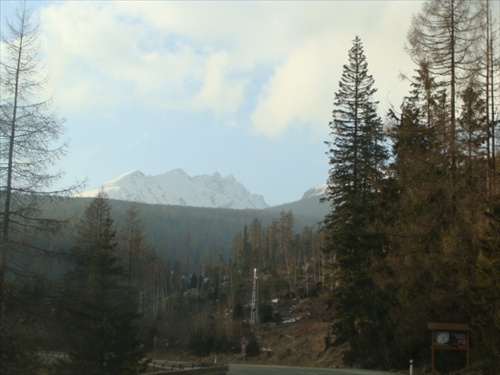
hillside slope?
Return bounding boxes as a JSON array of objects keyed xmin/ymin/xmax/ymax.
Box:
[
  {"xmin": 157, "ymin": 295, "xmax": 348, "ymax": 369},
  {"xmin": 36, "ymin": 196, "xmax": 326, "ymax": 269}
]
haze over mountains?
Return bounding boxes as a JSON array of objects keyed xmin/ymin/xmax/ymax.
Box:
[{"xmin": 77, "ymin": 169, "xmax": 325, "ymax": 210}]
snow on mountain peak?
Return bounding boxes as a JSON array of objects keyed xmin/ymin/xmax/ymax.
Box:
[
  {"xmin": 302, "ymin": 184, "xmax": 327, "ymax": 200},
  {"xmin": 108, "ymin": 169, "xmax": 145, "ymax": 183},
  {"xmin": 77, "ymin": 169, "xmax": 269, "ymax": 209}
]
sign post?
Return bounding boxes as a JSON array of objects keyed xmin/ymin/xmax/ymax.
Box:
[{"xmin": 428, "ymin": 323, "xmax": 470, "ymax": 375}]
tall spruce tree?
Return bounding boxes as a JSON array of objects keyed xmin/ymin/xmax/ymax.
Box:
[
  {"xmin": 59, "ymin": 192, "xmax": 146, "ymax": 375},
  {"xmin": 323, "ymin": 36, "xmax": 389, "ymax": 367}
]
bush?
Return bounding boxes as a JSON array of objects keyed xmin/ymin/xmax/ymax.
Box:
[
  {"xmin": 188, "ymin": 328, "xmax": 215, "ymax": 356},
  {"xmin": 245, "ymin": 339, "xmax": 260, "ymax": 357},
  {"xmin": 259, "ymin": 304, "xmax": 274, "ymax": 323}
]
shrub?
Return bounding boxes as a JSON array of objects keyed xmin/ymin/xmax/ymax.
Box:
[{"xmin": 245, "ymin": 339, "xmax": 260, "ymax": 357}]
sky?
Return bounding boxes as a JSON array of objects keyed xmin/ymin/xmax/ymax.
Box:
[{"xmin": 1, "ymin": 0, "xmax": 431, "ymax": 206}]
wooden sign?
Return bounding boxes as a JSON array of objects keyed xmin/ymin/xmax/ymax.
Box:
[{"xmin": 428, "ymin": 323, "xmax": 470, "ymax": 374}]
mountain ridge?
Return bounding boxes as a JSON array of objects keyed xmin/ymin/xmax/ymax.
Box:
[
  {"xmin": 77, "ymin": 169, "xmax": 271, "ymax": 210},
  {"xmin": 77, "ymin": 169, "xmax": 328, "ymax": 212}
]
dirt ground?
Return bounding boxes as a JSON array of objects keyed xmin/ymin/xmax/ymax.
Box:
[
  {"xmin": 159, "ymin": 319, "xmax": 347, "ymax": 368},
  {"xmin": 220, "ymin": 320, "xmax": 347, "ymax": 368},
  {"xmin": 156, "ymin": 295, "xmax": 484, "ymax": 374},
  {"xmin": 159, "ymin": 295, "xmax": 349, "ymax": 369}
]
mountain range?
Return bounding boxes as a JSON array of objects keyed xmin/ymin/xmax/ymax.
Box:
[
  {"xmin": 38, "ymin": 170, "xmax": 329, "ymax": 270},
  {"xmin": 78, "ymin": 169, "xmax": 324, "ymax": 210}
]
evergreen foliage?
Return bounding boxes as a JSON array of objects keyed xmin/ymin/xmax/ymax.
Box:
[
  {"xmin": 316, "ymin": 13, "xmax": 495, "ymax": 370},
  {"xmin": 378, "ymin": 1, "xmax": 499, "ymax": 370},
  {"xmin": 323, "ymin": 36, "xmax": 390, "ymax": 367},
  {"xmin": 385, "ymin": 64, "xmax": 459, "ymax": 368},
  {"xmin": 470, "ymin": 196, "xmax": 500, "ymax": 374},
  {"xmin": 59, "ymin": 192, "xmax": 147, "ymax": 375}
]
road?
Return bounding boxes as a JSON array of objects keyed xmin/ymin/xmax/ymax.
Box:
[{"xmin": 227, "ymin": 364, "xmax": 394, "ymax": 375}]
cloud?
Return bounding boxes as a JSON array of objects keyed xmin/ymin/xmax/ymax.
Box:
[
  {"xmin": 38, "ymin": 1, "xmax": 318, "ymax": 116},
  {"xmin": 191, "ymin": 51, "xmax": 245, "ymax": 115},
  {"xmin": 249, "ymin": 2, "xmax": 424, "ymax": 136},
  {"xmin": 39, "ymin": 2, "xmax": 235, "ymax": 113},
  {"xmin": 36, "ymin": 1, "xmax": 423, "ymax": 135},
  {"xmin": 251, "ymin": 34, "xmax": 339, "ymax": 137},
  {"xmin": 115, "ymin": 2, "xmax": 294, "ymax": 67}
]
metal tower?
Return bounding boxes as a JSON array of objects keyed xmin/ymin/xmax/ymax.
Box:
[{"xmin": 250, "ymin": 268, "xmax": 259, "ymax": 325}]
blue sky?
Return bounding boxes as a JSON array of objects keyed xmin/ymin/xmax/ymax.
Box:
[{"xmin": 1, "ymin": 0, "xmax": 431, "ymax": 206}]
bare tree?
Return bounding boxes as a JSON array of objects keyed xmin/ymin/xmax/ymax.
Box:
[
  {"xmin": 407, "ymin": 0, "xmax": 483, "ymax": 183},
  {"xmin": 278, "ymin": 210, "xmax": 295, "ymax": 292},
  {"xmin": 0, "ymin": 2, "xmax": 77, "ymax": 370},
  {"xmin": 478, "ymin": 0, "xmax": 500, "ymax": 194},
  {"xmin": 120, "ymin": 204, "xmax": 148, "ymax": 287}
]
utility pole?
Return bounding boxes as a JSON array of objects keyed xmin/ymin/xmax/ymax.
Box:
[{"xmin": 250, "ymin": 268, "xmax": 258, "ymax": 325}]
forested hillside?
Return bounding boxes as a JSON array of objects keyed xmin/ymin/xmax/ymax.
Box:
[
  {"xmin": 33, "ymin": 196, "xmax": 326, "ymax": 274},
  {"xmin": 321, "ymin": 1, "xmax": 500, "ymax": 372}
]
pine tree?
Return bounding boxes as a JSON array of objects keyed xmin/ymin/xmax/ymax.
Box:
[
  {"xmin": 471, "ymin": 195, "xmax": 500, "ymax": 374},
  {"xmin": 120, "ymin": 204, "xmax": 148, "ymax": 288},
  {"xmin": 59, "ymin": 192, "xmax": 147, "ymax": 375},
  {"xmin": 118, "ymin": 203, "xmax": 164, "ymax": 343},
  {"xmin": 248, "ymin": 218, "xmax": 264, "ymax": 269},
  {"xmin": 323, "ymin": 36, "xmax": 389, "ymax": 366},
  {"xmin": 385, "ymin": 64, "xmax": 459, "ymax": 365},
  {"xmin": 385, "ymin": 7, "xmax": 495, "ymax": 363},
  {"xmin": 457, "ymin": 82, "xmax": 488, "ymax": 193},
  {"xmin": 389, "ymin": 62, "xmax": 450, "ymax": 244},
  {"xmin": 278, "ymin": 211, "xmax": 295, "ymax": 292},
  {"xmin": 405, "ymin": 0, "xmax": 493, "ymax": 319}
]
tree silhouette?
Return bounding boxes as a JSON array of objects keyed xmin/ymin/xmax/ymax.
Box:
[
  {"xmin": 60, "ymin": 192, "xmax": 147, "ymax": 375},
  {"xmin": 323, "ymin": 36, "xmax": 389, "ymax": 366}
]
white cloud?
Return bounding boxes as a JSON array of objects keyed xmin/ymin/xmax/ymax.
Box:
[
  {"xmin": 251, "ymin": 34, "xmax": 339, "ymax": 137},
  {"xmin": 191, "ymin": 51, "xmax": 245, "ymax": 115},
  {"xmin": 40, "ymin": 2, "xmax": 215, "ymax": 112},
  {"xmin": 115, "ymin": 1, "xmax": 295, "ymax": 67},
  {"xmin": 36, "ymin": 1, "xmax": 423, "ymax": 134},
  {"xmin": 250, "ymin": 1, "xmax": 424, "ymax": 136}
]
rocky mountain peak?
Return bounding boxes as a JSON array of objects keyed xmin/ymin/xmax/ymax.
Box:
[{"xmin": 77, "ymin": 169, "xmax": 269, "ymax": 210}]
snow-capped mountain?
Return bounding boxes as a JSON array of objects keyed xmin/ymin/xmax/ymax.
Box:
[
  {"xmin": 76, "ymin": 169, "xmax": 269, "ymax": 209},
  {"xmin": 301, "ymin": 184, "xmax": 327, "ymax": 200}
]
